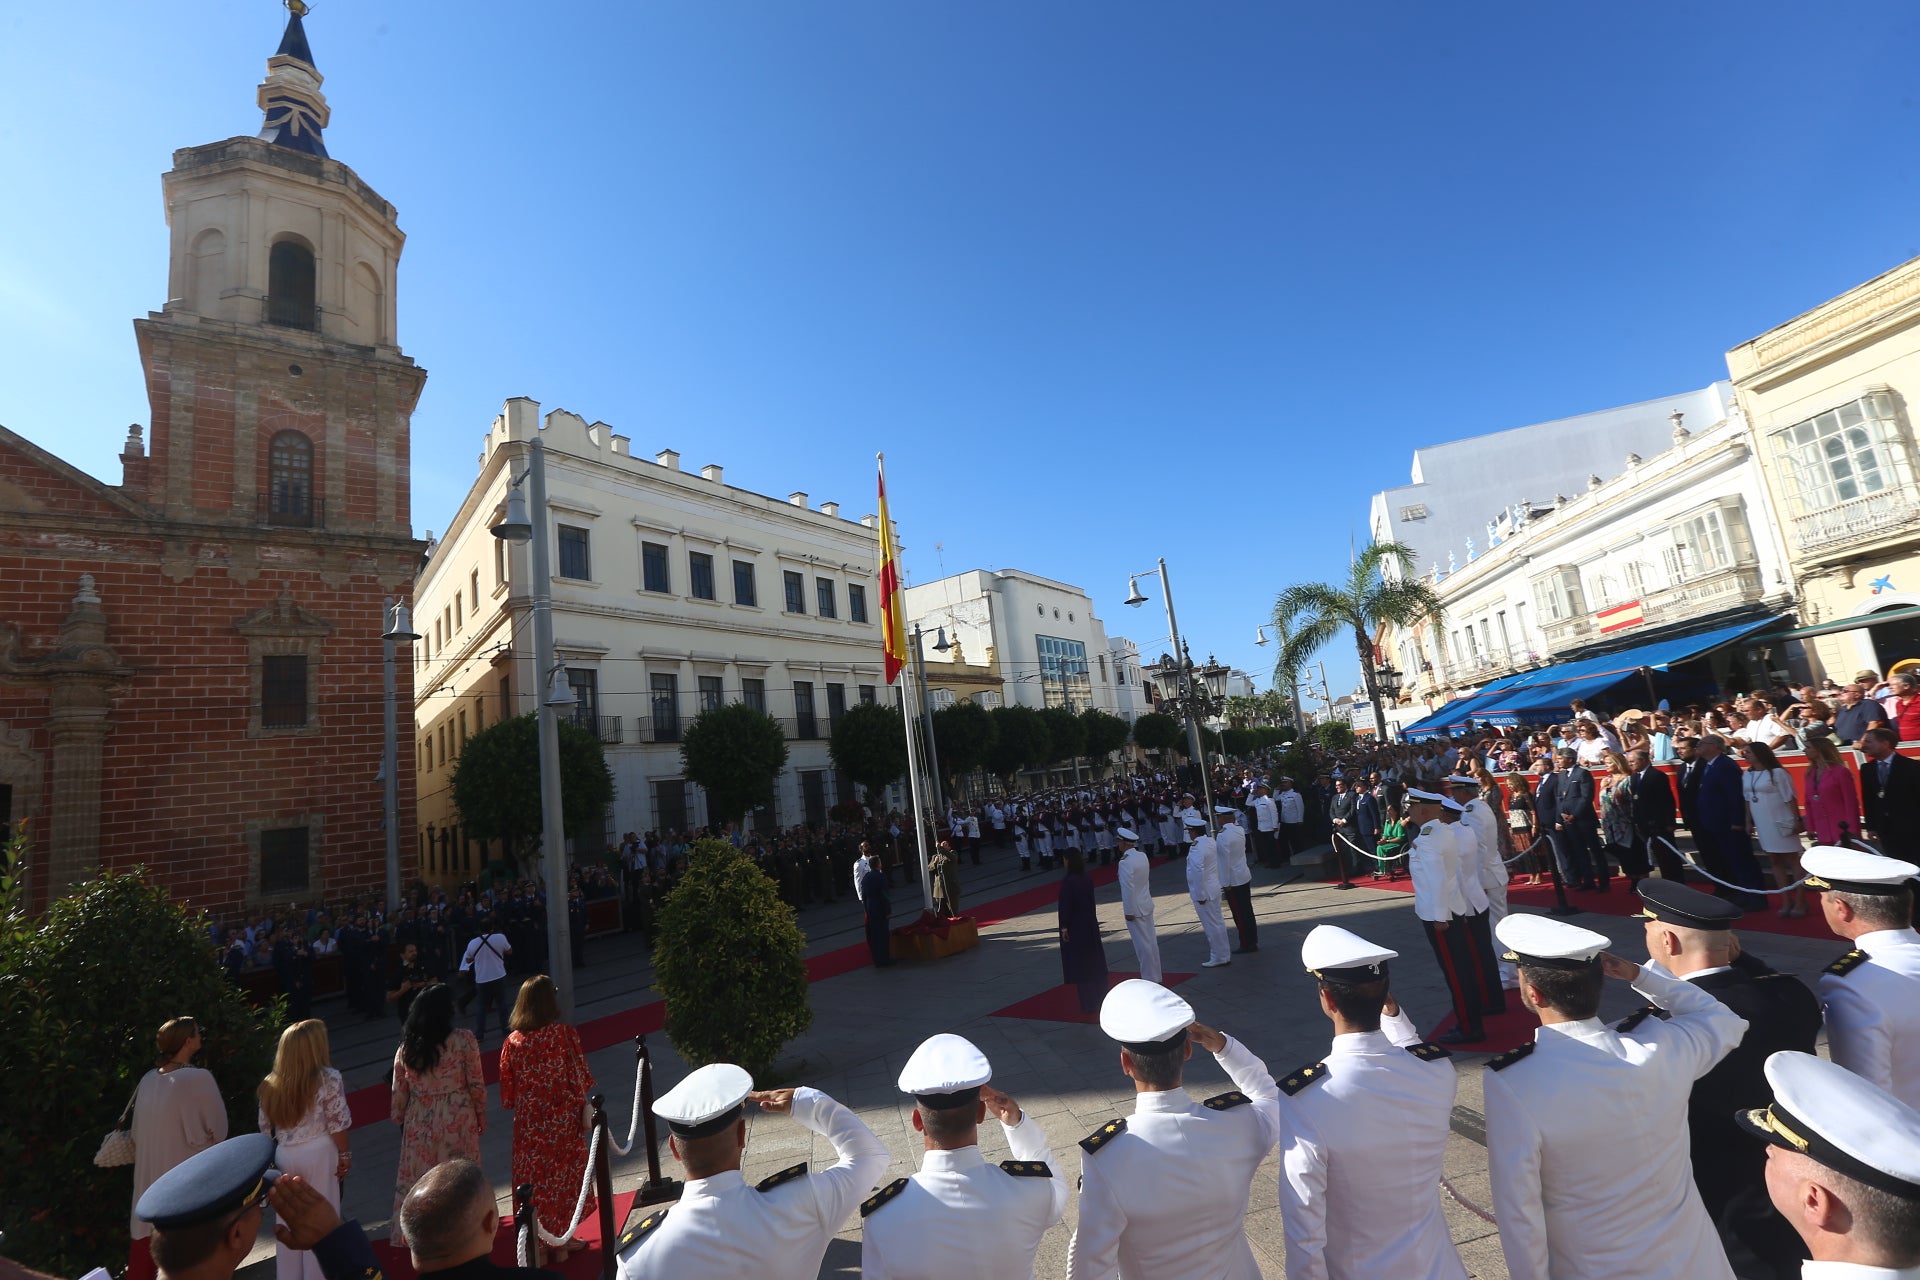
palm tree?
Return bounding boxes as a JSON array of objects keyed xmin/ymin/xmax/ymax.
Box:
[{"xmin": 1273, "ymin": 540, "xmax": 1440, "ymax": 742}]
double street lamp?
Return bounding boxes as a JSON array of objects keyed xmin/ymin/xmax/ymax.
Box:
[{"xmin": 1124, "ymin": 558, "xmax": 1218, "ymax": 831}]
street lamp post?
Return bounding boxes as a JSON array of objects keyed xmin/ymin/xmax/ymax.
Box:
[
  {"xmin": 1125, "ymin": 558, "xmax": 1217, "ymax": 831},
  {"xmin": 910, "ymin": 623, "xmax": 947, "ymax": 822},
  {"xmin": 380, "ymin": 599, "xmax": 422, "ymax": 911},
  {"xmin": 491, "ymin": 438, "xmax": 581, "ymax": 1019}
]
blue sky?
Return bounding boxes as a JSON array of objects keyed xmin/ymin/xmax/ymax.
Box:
[{"xmin": 4, "ymin": 2, "xmax": 1918, "ymax": 704}]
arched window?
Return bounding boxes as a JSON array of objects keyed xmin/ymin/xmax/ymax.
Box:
[
  {"xmin": 268, "ymin": 430, "xmax": 314, "ymax": 526},
  {"xmin": 267, "ymin": 239, "xmax": 317, "ymax": 330}
]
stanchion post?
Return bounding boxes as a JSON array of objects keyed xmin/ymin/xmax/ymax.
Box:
[
  {"xmin": 513, "ymin": 1182, "xmax": 536, "ymax": 1268},
  {"xmin": 635, "ymin": 1034, "xmax": 684, "ymax": 1207},
  {"xmin": 1332, "ymin": 833, "xmax": 1354, "ymax": 890},
  {"xmin": 592, "ymin": 1092, "xmax": 616, "ymax": 1280}
]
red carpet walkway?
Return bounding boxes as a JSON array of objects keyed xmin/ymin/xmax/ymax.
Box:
[
  {"xmin": 368, "ymin": 1189, "xmax": 639, "ymax": 1280},
  {"xmin": 1366, "ymin": 874, "xmax": 1835, "ymax": 941}
]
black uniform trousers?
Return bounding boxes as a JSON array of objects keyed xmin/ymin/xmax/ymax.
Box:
[
  {"xmin": 1460, "ymin": 909, "xmax": 1505, "ymax": 1013},
  {"xmin": 1422, "ymin": 916, "xmax": 1483, "ymax": 1036},
  {"xmin": 1223, "ymin": 882, "xmax": 1257, "ymax": 950}
]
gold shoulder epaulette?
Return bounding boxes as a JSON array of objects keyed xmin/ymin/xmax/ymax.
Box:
[
  {"xmin": 616, "ymin": 1207, "xmax": 669, "ymax": 1256},
  {"xmin": 1279, "ymin": 1062, "xmax": 1328, "ymax": 1095},
  {"xmin": 1827, "ymin": 949, "xmax": 1870, "ymax": 977},
  {"xmin": 1203, "ymin": 1089, "xmax": 1252, "ymax": 1110},
  {"xmin": 1079, "ymin": 1117, "xmax": 1126, "ymax": 1153},
  {"xmin": 860, "ymin": 1177, "xmax": 909, "ymax": 1217},
  {"xmin": 1405, "ymin": 1041, "xmax": 1451, "ymax": 1062},
  {"xmin": 755, "ymin": 1161, "xmax": 808, "ymax": 1193},
  {"xmin": 1488, "ymin": 1043, "xmax": 1535, "ymax": 1072},
  {"xmin": 999, "ymin": 1159, "xmax": 1053, "ymax": 1177}
]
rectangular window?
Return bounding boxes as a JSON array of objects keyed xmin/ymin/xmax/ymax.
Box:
[
  {"xmin": 858, "ymin": 684, "xmax": 876, "ymax": 705},
  {"xmin": 494, "ymin": 537, "xmax": 505, "ymax": 585},
  {"xmin": 847, "ymin": 583, "xmax": 868, "ymax": 624},
  {"xmin": 262, "ymin": 655, "xmax": 308, "ymax": 728},
  {"xmin": 642, "ymin": 541, "xmax": 670, "ymax": 593},
  {"xmin": 699, "ymin": 675, "xmax": 724, "ymax": 712},
  {"xmin": 475, "ymin": 694, "xmax": 486, "ymax": 730},
  {"xmin": 742, "ymin": 677, "xmax": 766, "ymax": 712},
  {"xmin": 733, "ymin": 560, "xmax": 758, "ymax": 607},
  {"xmin": 558, "ymin": 524, "xmax": 591, "ymax": 580},
  {"xmin": 1770, "ymin": 392, "xmax": 1899, "ymax": 514},
  {"xmin": 568, "ymin": 669, "xmax": 599, "ymax": 731},
  {"xmin": 500, "ymin": 674, "xmax": 511, "ymax": 717},
  {"xmin": 799, "ymin": 770, "xmax": 827, "ymax": 827},
  {"xmin": 454, "ymin": 594, "xmax": 462, "ymax": 629},
  {"xmin": 650, "ymin": 673, "xmax": 680, "ymax": 742},
  {"xmin": 785, "ymin": 571, "xmax": 806, "ymax": 614},
  {"xmin": 470, "ymin": 569, "xmax": 480, "ymax": 612},
  {"xmin": 458, "ymin": 710, "xmax": 468, "ymax": 745},
  {"xmin": 826, "ymin": 682, "xmax": 846, "ymax": 730},
  {"xmin": 652, "ymin": 779, "xmax": 689, "ymax": 835},
  {"xmin": 1035, "ymin": 634, "xmax": 1091, "ymax": 711},
  {"xmin": 1677, "ymin": 510, "xmax": 1733, "ymax": 575},
  {"xmin": 259, "ymin": 826, "xmax": 310, "ymax": 895},
  {"xmin": 816, "ymin": 578, "xmax": 837, "ymax": 618},
  {"xmin": 794, "ymin": 680, "xmax": 818, "ymax": 739},
  {"xmin": 689, "ymin": 551, "xmax": 716, "ymax": 600},
  {"xmin": 421, "ymin": 738, "xmax": 431, "ymax": 772}
]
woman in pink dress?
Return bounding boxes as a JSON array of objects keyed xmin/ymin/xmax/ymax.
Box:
[
  {"xmin": 498, "ymin": 975, "xmax": 596, "ymax": 1256},
  {"xmin": 389, "ymin": 983, "xmax": 486, "ymax": 1244},
  {"xmin": 1804, "ymin": 732, "xmax": 1864, "ymax": 850}
]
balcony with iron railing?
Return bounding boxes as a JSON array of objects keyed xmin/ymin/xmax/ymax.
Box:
[
  {"xmin": 566, "ymin": 714, "xmax": 623, "ymax": 745},
  {"xmin": 256, "ymin": 492, "xmax": 324, "ymax": 528},
  {"xmin": 1790, "ymin": 485, "xmax": 1920, "ymax": 558},
  {"xmin": 1639, "ymin": 563, "xmax": 1766, "ymax": 622}
]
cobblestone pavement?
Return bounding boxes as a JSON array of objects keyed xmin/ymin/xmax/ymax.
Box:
[{"xmin": 242, "ymin": 842, "xmax": 1840, "ymax": 1279}]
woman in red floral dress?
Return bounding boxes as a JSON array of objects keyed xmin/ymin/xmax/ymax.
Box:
[{"xmin": 498, "ymin": 975, "xmax": 596, "ymax": 1255}]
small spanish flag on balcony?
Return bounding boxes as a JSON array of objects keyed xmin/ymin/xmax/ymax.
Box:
[
  {"xmin": 877, "ymin": 455, "xmax": 908, "ymax": 685},
  {"xmin": 1597, "ymin": 599, "xmax": 1645, "ymax": 634}
]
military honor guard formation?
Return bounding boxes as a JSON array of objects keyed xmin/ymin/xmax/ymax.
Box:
[{"xmin": 125, "ymin": 840, "xmax": 1920, "ymax": 1280}]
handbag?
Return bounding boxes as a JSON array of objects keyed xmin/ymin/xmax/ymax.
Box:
[{"xmin": 94, "ymin": 1088, "xmax": 138, "ymax": 1168}]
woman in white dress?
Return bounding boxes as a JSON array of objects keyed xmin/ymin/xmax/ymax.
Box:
[
  {"xmin": 1741, "ymin": 740, "xmax": 1807, "ymax": 918},
  {"xmin": 129, "ymin": 1017, "xmax": 228, "ymax": 1280},
  {"xmin": 257, "ymin": 1019, "xmax": 352, "ymax": 1280}
]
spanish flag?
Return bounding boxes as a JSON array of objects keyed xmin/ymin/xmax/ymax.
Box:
[{"xmin": 877, "ymin": 455, "xmax": 909, "ymax": 685}]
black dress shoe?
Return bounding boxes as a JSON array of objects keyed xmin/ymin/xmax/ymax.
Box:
[
  {"xmin": 1438, "ymin": 1027, "xmax": 1485, "ymax": 1045},
  {"xmin": 1233, "ymin": 945, "xmax": 1258, "ymax": 954}
]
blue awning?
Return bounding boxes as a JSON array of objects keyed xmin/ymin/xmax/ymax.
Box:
[{"xmin": 1398, "ymin": 614, "xmax": 1781, "ymax": 737}]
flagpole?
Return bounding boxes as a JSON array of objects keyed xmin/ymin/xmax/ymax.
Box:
[{"xmin": 878, "ymin": 453, "xmax": 936, "ymax": 912}]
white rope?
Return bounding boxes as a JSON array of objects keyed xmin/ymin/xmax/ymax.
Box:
[
  {"xmin": 516, "ymin": 1216, "xmax": 532, "ymax": 1268},
  {"xmin": 602, "ymin": 1060, "xmax": 647, "ymax": 1157},
  {"xmin": 1653, "ymin": 836, "xmax": 1810, "ymax": 896},
  {"xmin": 1440, "ymin": 1175, "xmax": 1498, "ymax": 1225},
  {"xmin": 1336, "ymin": 832, "xmax": 1409, "ymax": 865},
  {"xmin": 534, "ymin": 1119, "xmax": 605, "ymax": 1247}
]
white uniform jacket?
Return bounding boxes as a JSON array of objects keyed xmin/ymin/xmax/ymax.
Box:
[
  {"xmin": 1186, "ymin": 835, "xmax": 1222, "ymax": 904},
  {"xmin": 1821, "ymin": 926, "xmax": 1920, "ymax": 1110},
  {"xmin": 1067, "ymin": 1035, "xmax": 1281, "ymax": 1280},
  {"xmin": 617, "ymin": 1087, "xmax": 888, "ymax": 1280},
  {"xmin": 1118, "ymin": 850, "xmax": 1154, "ymax": 922},
  {"xmin": 1407, "ymin": 821, "xmax": 1465, "ymax": 923},
  {"xmin": 1444, "ymin": 821, "xmax": 1490, "ymax": 914},
  {"xmin": 1461, "ymin": 800, "xmax": 1508, "ymax": 896},
  {"xmin": 1483, "ymin": 967, "xmax": 1748, "ymax": 1280},
  {"xmin": 1217, "ymin": 824, "xmax": 1251, "ymax": 888},
  {"xmin": 860, "ymin": 1113, "xmax": 1069, "ymax": 1279},
  {"xmin": 1278, "ymin": 1009, "xmax": 1467, "ymax": 1280},
  {"xmin": 1252, "ymin": 794, "xmax": 1280, "ymax": 833}
]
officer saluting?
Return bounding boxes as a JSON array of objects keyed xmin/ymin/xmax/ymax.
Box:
[
  {"xmin": 1405, "ymin": 788, "xmax": 1483, "ymax": 1044},
  {"xmin": 860, "ymin": 1033, "xmax": 1067, "ymax": 1278},
  {"xmin": 1803, "ymin": 845, "xmax": 1920, "ymax": 1110},
  {"xmin": 1114, "ymin": 827, "xmax": 1163, "ymax": 983},
  {"xmin": 1632, "ymin": 879, "xmax": 1822, "ymax": 1280},
  {"xmin": 1737, "ymin": 1051, "xmax": 1920, "ymax": 1278},
  {"xmin": 1484, "ymin": 912, "xmax": 1747, "ymax": 1280},
  {"xmin": 1277, "ymin": 925, "xmax": 1468, "ymax": 1280},
  {"xmin": 617, "ymin": 1063, "xmax": 887, "ymax": 1279},
  {"xmin": 1066, "ymin": 980, "xmax": 1279, "ymax": 1279}
]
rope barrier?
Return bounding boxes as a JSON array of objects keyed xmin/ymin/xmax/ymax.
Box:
[
  {"xmin": 534, "ymin": 1120, "xmax": 605, "ymax": 1247},
  {"xmin": 516, "ymin": 1219, "xmax": 531, "ymax": 1269},
  {"xmin": 1440, "ymin": 1175, "xmax": 1498, "ymax": 1226},
  {"xmin": 1653, "ymin": 836, "xmax": 1809, "ymax": 896},
  {"xmin": 1336, "ymin": 832, "xmax": 1409, "ymax": 865},
  {"xmin": 602, "ymin": 1055, "xmax": 647, "ymax": 1157}
]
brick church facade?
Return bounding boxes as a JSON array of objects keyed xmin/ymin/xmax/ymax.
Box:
[{"xmin": 0, "ymin": 7, "xmax": 424, "ymax": 918}]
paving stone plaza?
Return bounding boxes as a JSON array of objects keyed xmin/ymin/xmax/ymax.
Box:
[{"xmin": 246, "ymin": 843, "xmax": 1841, "ymax": 1280}]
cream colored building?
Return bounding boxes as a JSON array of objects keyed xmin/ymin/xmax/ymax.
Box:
[
  {"xmin": 906, "ymin": 570, "xmax": 1131, "ymax": 718},
  {"xmin": 1728, "ymin": 253, "xmax": 1920, "ymax": 680},
  {"xmin": 411, "ymin": 398, "xmax": 887, "ymax": 879}
]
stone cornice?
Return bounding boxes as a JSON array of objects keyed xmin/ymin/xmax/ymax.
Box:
[{"xmin": 1729, "ymin": 254, "xmax": 1920, "ymax": 388}]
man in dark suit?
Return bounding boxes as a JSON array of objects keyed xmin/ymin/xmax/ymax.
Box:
[
  {"xmin": 1859, "ymin": 727, "xmax": 1920, "ymax": 862},
  {"xmin": 1631, "ymin": 881, "xmax": 1822, "ymax": 1280},
  {"xmin": 1541, "ymin": 749, "xmax": 1600, "ymax": 890},
  {"xmin": 1629, "ymin": 748, "xmax": 1685, "ymax": 882},
  {"xmin": 1695, "ymin": 734, "xmax": 1767, "ymax": 907},
  {"xmin": 1675, "ymin": 735, "xmax": 1705, "ymax": 837},
  {"xmin": 861, "ymin": 858, "xmax": 894, "ymax": 968}
]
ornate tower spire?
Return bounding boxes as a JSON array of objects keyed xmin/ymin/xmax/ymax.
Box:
[{"xmin": 258, "ymin": 0, "xmax": 330, "ymax": 158}]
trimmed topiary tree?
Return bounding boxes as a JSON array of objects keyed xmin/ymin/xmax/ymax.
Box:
[
  {"xmin": 679, "ymin": 702, "xmax": 790, "ymax": 825},
  {"xmin": 1130, "ymin": 710, "xmax": 1184, "ymax": 755},
  {"xmin": 829, "ymin": 700, "xmax": 908, "ymax": 801},
  {"xmin": 652, "ymin": 839, "xmax": 812, "ymax": 1079},
  {"xmin": 451, "ymin": 712, "xmax": 616, "ymax": 870},
  {"xmin": 0, "ymin": 826, "xmax": 282, "ymax": 1274}
]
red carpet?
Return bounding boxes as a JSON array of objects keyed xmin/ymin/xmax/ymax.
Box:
[
  {"xmin": 991, "ymin": 971, "xmax": 1196, "ymax": 1024},
  {"xmin": 346, "ymin": 861, "xmax": 1137, "ymax": 1127},
  {"xmin": 368, "ymin": 1189, "xmax": 640, "ymax": 1280},
  {"xmin": 1368, "ymin": 876, "xmax": 1836, "ymax": 942},
  {"xmin": 1423, "ymin": 1003, "xmax": 1541, "ymax": 1055}
]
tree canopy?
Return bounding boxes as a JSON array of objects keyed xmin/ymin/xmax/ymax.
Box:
[
  {"xmin": 931, "ymin": 700, "xmax": 996, "ymax": 785},
  {"xmin": 1130, "ymin": 710, "xmax": 1184, "ymax": 754},
  {"xmin": 983, "ymin": 704, "xmax": 1050, "ymax": 781},
  {"xmin": 451, "ymin": 713, "xmax": 615, "ymax": 866},
  {"xmin": 680, "ymin": 702, "xmax": 790, "ymax": 824},
  {"xmin": 830, "ymin": 700, "xmax": 908, "ymax": 797},
  {"xmin": 1079, "ymin": 708, "xmax": 1131, "ymax": 762},
  {"xmin": 1038, "ymin": 705, "xmax": 1086, "ymax": 763},
  {"xmin": 1312, "ymin": 720, "xmax": 1358, "ymax": 753},
  {"xmin": 1273, "ymin": 540, "xmax": 1439, "ymax": 741}
]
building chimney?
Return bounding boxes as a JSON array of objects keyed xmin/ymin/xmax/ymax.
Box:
[
  {"xmin": 701, "ymin": 464, "xmax": 724, "ymax": 483},
  {"xmin": 656, "ymin": 448, "xmax": 681, "ymax": 470},
  {"xmin": 789, "ymin": 492, "xmax": 809, "ymax": 508},
  {"xmin": 860, "ymin": 514, "xmax": 876, "ymax": 528},
  {"xmin": 820, "ymin": 501, "xmax": 839, "ymax": 518}
]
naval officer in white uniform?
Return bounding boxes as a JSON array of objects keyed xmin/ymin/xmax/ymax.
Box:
[
  {"xmin": 1449, "ymin": 772, "xmax": 1515, "ymax": 989},
  {"xmin": 1804, "ymin": 845, "xmax": 1920, "ymax": 1111},
  {"xmin": 1115, "ymin": 827, "xmax": 1162, "ymax": 983},
  {"xmin": 1066, "ymin": 979, "xmax": 1280, "ymax": 1279},
  {"xmin": 1483, "ymin": 913, "xmax": 1748, "ymax": 1280},
  {"xmin": 1277, "ymin": 925, "xmax": 1469, "ymax": 1280},
  {"xmin": 1184, "ymin": 811, "xmax": 1232, "ymax": 968},
  {"xmin": 616, "ymin": 1062, "xmax": 887, "ymax": 1280},
  {"xmin": 860, "ymin": 1033, "xmax": 1067, "ymax": 1279},
  {"xmin": 1738, "ymin": 1050, "xmax": 1920, "ymax": 1279}
]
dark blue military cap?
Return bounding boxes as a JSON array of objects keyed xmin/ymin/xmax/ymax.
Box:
[
  {"xmin": 1635, "ymin": 878, "xmax": 1743, "ymax": 930},
  {"xmin": 136, "ymin": 1133, "xmax": 278, "ymax": 1229}
]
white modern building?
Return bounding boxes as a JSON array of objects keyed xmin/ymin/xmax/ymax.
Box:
[
  {"xmin": 905, "ymin": 570, "xmax": 1132, "ymax": 718},
  {"xmin": 1108, "ymin": 635, "xmax": 1145, "ymax": 721},
  {"xmin": 410, "ymin": 398, "xmax": 888, "ymax": 879}
]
